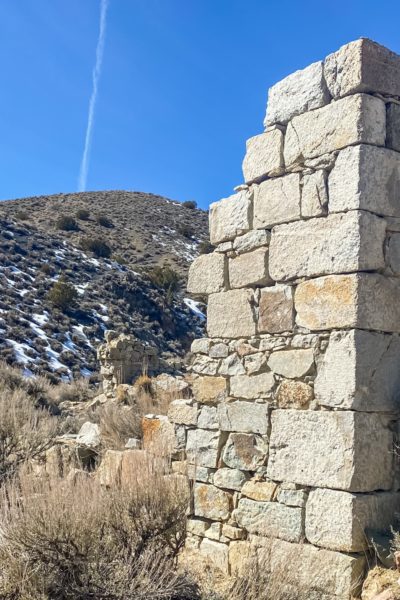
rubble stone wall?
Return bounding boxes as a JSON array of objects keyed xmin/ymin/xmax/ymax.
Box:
[{"xmin": 173, "ymin": 39, "xmax": 400, "ymax": 599}]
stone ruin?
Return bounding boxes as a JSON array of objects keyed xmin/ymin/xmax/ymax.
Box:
[{"xmin": 166, "ymin": 39, "xmax": 400, "ymax": 599}]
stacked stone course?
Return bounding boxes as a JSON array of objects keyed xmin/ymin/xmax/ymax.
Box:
[{"xmin": 174, "ymin": 39, "xmax": 400, "ymax": 599}]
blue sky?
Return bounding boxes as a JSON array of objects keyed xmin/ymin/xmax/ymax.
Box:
[{"xmin": 0, "ymin": 0, "xmax": 399, "ymax": 209}]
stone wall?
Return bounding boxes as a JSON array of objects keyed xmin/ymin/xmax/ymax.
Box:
[{"xmin": 178, "ymin": 39, "xmax": 400, "ymax": 599}]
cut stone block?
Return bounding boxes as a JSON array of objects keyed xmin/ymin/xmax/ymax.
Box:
[
  {"xmin": 267, "ymin": 410, "xmax": 393, "ymax": 492},
  {"xmin": 386, "ymin": 103, "xmax": 400, "ymax": 153},
  {"xmin": 213, "ymin": 467, "xmax": 249, "ymax": 491},
  {"xmin": 306, "ymin": 488, "xmax": 400, "ymax": 552},
  {"xmin": 97, "ymin": 449, "xmax": 123, "ymax": 487},
  {"xmin": 186, "ymin": 429, "xmax": 221, "ymax": 468},
  {"xmin": 194, "ymin": 483, "xmax": 232, "ymax": 521},
  {"xmin": 276, "ymin": 380, "xmax": 313, "ymax": 409},
  {"xmin": 269, "ymin": 211, "xmax": 386, "ymax": 281},
  {"xmin": 295, "ymin": 273, "xmax": 400, "ymax": 333},
  {"xmin": 301, "ymin": 170, "xmax": 328, "ymax": 218},
  {"xmin": 187, "ymin": 253, "xmax": 227, "ymax": 296},
  {"xmin": 268, "ymin": 349, "xmax": 314, "ymax": 378},
  {"xmin": 199, "ymin": 538, "xmax": 229, "ymax": 573},
  {"xmin": 167, "ymin": 399, "xmax": 198, "ymax": 426},
  {"xmin": 223, "ymin": 433, "xmax": 268, "ymax": 471},
  {"xmin": 284, "ymin": 94, "xmax": 386, "ymax": 167},
  {"xmin": 192, "ymin": 376, "xmax": 227, "ymax": 404},
  {"xmin": 233, "ymin": 229, "xmax": 270, "ymax": 254},
  {"xmin": 253, "ymin": 173, "xmax": 301, "ymax": 229},
  {"xmin": 217, "ymin": 401, "xmax": 269, "ymax": 434},
  {"xmin": 229, "ymin": 247, "xmax": 272, "ymax": 288},
  {"xmin": 265, "ymin": 60, "xmax": 330, "ymax": 126},
  {"xmin": 277, "ymin": 488, "xmax": 307, "ymax": 508},
  {"xmin": 218, "ymin": 353, "xmax": 245, "ymax": 376},
  {"xmin": 324, "ymin": 38, "xmax": 400, "ymax": 99},
  {"xmin": 232, "ymin": 498, "xmax": 303, "ymax": 542},
  {"xmin": 198, "ymin": 405, "xmax": 218, "ymax": 429},
  {"xmin": 209, "ymin": 190, "xmax": 252, "ymax": 245},
  {"xmin": 329, "ymin": 145, "xmax": 400, "ymax": 217},
  {"xmin": 229, "ymin": 372, "xmax": 275, "ymax": 399},
  {"xmin": 241, "ymin": 479, "xmax": 278, "ymax": 501},
  {"xmin": 242, "ymin": 129, "xmax": 284, "ymax": 182},
  {"xmin": 207, "ymin": 289, "xmax": 257, "ymax": 338},
  {"xmin": 314, "ymin": 329, "xmax": 400, "ymax": 412},
  {"xmin": 258, "ymin": 285, "xmax": 294, "ymax": 333},
  {"xmin": 387, "ymin": 233, "xmax": 400, "ymax": 275}
]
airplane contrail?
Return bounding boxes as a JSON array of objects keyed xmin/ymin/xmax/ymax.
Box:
[{"xmin": 78, "ymin": 0, "xmax": 109, "ymax": 192}]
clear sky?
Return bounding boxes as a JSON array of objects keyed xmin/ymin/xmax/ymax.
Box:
[{"xmin": 0, "ymin": 0, "xmax": 399, "ymax": 209}]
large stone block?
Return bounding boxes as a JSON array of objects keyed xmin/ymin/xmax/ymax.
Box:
[
  {"xmin": 269, "ymin": 211, "xmax": 386, "ymax": 281},
  {"xmin": 314, "ymin": 329, "xmax": 400, "ymax": 412},
  {"xmin": 229, "ymin": 372, "xmax": 275, "ymax": 399},
  {"xmin": 387, "ymin": 233, "xmax": 400, "ymax": 276},
  {"xmin": 329, "ymin": 145, "xmax": 400, "ymax": 217},
  {"xmin": 233, "ymin": 229, "xmax": 270, "ymax": 255},
  {"xmin": 386, "ymin": 102, "xmax": 400, "ymax": 153},
  {"xmin": 167, "ymin": 399, "xmax": 198, "ymax": 426},
  {"xmin": 187, "ymin": 253, "xmax": 227, "ymax": 296},
  {"xmin": 258, "ymin": 285, "xmax": 294, "ymax": 333},
  {"xmin": 232, "ymin": 498, "xmax": 303, "ymax": 542},
  {"xmin": 229, "ymin": 247, "xmax": 272, "ymax": 289},
  {"xmin": 253, "ymin": 173, "xmax": 301, "ymax": 229},
  {"xmin": 284, "ymin": 94, "xmax": 386, "ymax": 167},
  {"xmin": 186, "ymin": 429, "xmax": 221, "ymax": 468},
  {"xmin": 209, "ymin": 191, "xmax": 252, "ymax": 245},
  {"xmin": 301, "ymin": 170, "xmax": 328, "ymax": 217},
  {"xmin": 194, "ymin": 483, "xmax": 232, "ymax": 521},
  {"xmin": 192, "ymin": 376, "xmax": 227, "ymax": 404},
  {"xmin": 207, "ymin": 289, "xmax": 257, "ymax": 338},
  {"xmin": 295, "ymin": 273, "xmax": 400, "ymax": 333},
  {"xmin": 268, "ymin": 348, "xmax": 314, "ymax": 378},
  {"xmin": 324, "ymin": 38, "xmax": 400, "ymax": 99},
  {"xmin": 217, "ymin": 401, "xmax": 269, "ymax": 434},
  {"xmin": 305, "ymin": 488, "xmax": 400, "ymax": 552},
  {"xmin": 242, "ymin": 129, "xmax": 284, "ymax": 182},
  {"xmin": 265, "ymin": 60, "xmax": 330, "ymax": 126},
  {"xmin": 223, "ymin": 433, "xmax": 268, "ymax": 471},
  {"xmin": 199, "ymin": 538, "xmax": 229, "ymax": 573},
  {"xmin": 267, "ymin": 410, "xmax": 393, "ymax": 492},
  {"xmin": 213, "ymin": 467, "xmax": 249, "ymax": 491}
]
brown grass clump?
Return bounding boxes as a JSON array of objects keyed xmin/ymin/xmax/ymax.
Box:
[{"xmin": 93, "ymin": 403, "xmax": 141, "ymax": 450}]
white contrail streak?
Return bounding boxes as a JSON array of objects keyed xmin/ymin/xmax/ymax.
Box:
[{"xmin": 78, "ymin": 0, "xmax": 109, "ymax": 192}]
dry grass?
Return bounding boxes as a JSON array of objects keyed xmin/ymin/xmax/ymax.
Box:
[{"xmin": 92, "ymin": 403, "xmax": 141, "ymax": 450}]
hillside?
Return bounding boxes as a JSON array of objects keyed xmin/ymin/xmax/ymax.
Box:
[{"xmin": 0, "ymin": 191, "xmax": 209, "ymax": 381}]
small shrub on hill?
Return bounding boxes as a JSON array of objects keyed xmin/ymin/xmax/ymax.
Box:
[
  {"xmin": 96, "ymin": 213, "xmax": 114, "ymax": 228},
  {"xmin": 14, "ymin": 210, "xmax": 29, "ymax": 221},
  {"xmin": 76, "ymin": 208, "xmax": 90, "ymax": 220},
  {"xmin": 47, "ymin": 277, "xmax": 78, "ymax": 311},
  {"xmin": 55, "ymin": 215, "xmax": 79, "ymax": 231},
  {"xmin": 80, "ymin": 237, "xmax": 112, "ymax": 258},
  {"xmin": 147, "ymin": 265, "xmax": 180, "ymax": 303},
  {"xmin": 182, "ymin": 200, "xmax": 197, "ymax": 209},
  {"xmin": 177, "ymin": 222, "xmax": 194, "ymax": 239}
]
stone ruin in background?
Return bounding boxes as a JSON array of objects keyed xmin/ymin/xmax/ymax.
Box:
[{"xmin": 164, "ymin": 39, "xmax": 400, "ymax": 599}]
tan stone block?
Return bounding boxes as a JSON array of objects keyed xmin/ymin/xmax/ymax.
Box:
[
  {"xmin": 97, "ymin": 450, "xmax": 123, "ymax": 487},
  {"xmin": 199, "ymin": 538, "xmax": 229, "ymax": 573},
  {"xmin": 241, "ymin": 479, "xmax": 278, "ymax": 501},
  {"xmin": 187, "ymin": 253, "xmax": 227, "ymax": 296},
  {"xmin": 229, "ymin": 541, "xmax": 256, "ymax": 576},
  {"xmin": 141, "ymin": 416, "xmax": 175, "ymax": 452},
  {"xmin": 242, "ymin": 129, "xmax": 284, "ymax": 182},
  {"xmin": 217, "ymin": 401, "xmax": 269, "ymax": 434},
  {"xmin": 276, "ymin": 380, "xmax": 313, "ymax": 409},
  {"xmin": 186, "ymin": 429, "xmax": 221, "ymax": 468},
  {"xmin": 194, "ymin": 483, "xmax": 232, "ymax": 521},
  {"xmin": 253, "ymin": 173, "xmax": 301, "ymax": 229},
  {"xmin": 232, "ymin": 498, "xmax": 303, "ymax": 542},
  {"xmin": 209, "ymin": 190, "xmax": 252, "ymax": 245},
  {"xmin": 192, "ymin": 376, "xmax": 227, "ymax": 404},
  {"xmin": 229, "ymin": 247, "xmax": 272, "ymax": 288},
  {"xmin": 301, "ymin": 170, "xmax": 328, "ymax": 217},
  {"xmin": 167, "ymin": 399, "xmax": 198, "ymax": 426},
  {"xmin": 223, "ymin": 433, "xmax": 268, "ymax": 471},
  {"xmin": 268, "ymin": 349, "xmax": 314, "ymax": 378},
  {"xmin": 229, "ymin": 372, "xmax": 275, "ymax": 399},
  {"xmin": 258, "ymin": 285, "xmax": 294, "ymax": 333},
  {"xmin": 207, "ymin": 289, "xmax": 257, "ymax": 338}
]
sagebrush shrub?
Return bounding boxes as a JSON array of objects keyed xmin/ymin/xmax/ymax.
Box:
[
  {"xmin": 55, "ymin": 215, "xmax": 79, "ymax": 231},
  {"xmin": 182, "ymin": 200, "xmax": 197, "ymax": 209},
  {"xmin": 76, "ymin": 208, "xmax": 90, "ymax": 220},
  {"xmin": 47, "ymin": 277, "xmax": 78, "ymax": 311},
  {"xmin": 96, "ymin": 213, "xmax": 114, "ymax": 228},
  {"xmin": 80, "ymin": 237, "xmax": 112, "ymax": 258},
  {"xmin": 147, "ymin": 265, "xmax": 180, "ymax": 303}
]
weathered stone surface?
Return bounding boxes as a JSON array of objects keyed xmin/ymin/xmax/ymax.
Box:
[
  {"xmin": 229, "ymin": 541, "xmax": 257, "ymax": 576},
  {"xmin": 221, "ymin": 524, "xmax": 245, "ymax": 540},
  {"xmin": 314, "ymin": 329, "xmax": 400, "ymax": 412},
  {"xmin": 276, "ymin": 380, "xmax": 313, "ymax": 409},
  {"xmin": 241, "ymin": 479, "xmax": 277, "ymax": 501},
  {"xmin": 168, "ymin": 399, "xmax": 198, "ymax": 426},
  {"xmin": 269, "ymin": 211, "xmax": 386, "ymax": 281},
  {"xmin": 199, "ymin": 538, "xmax": 229, "ymax": 573},
  {"xmin": 267, "ymin": 410, "xmax": 393, "ymax": 492},
  {"xmin": 258, "ymin": 285, "xmax": 294, "ymax": 333},
  {"xmin": 301, "ymin": 170, "xmax": 328, "ymax": 217},
  {"xmin": 265, "ymin": 60, "xmax": 330, "ymax": 126},
  {"xmin": 142, "ymin": 416, "xmax": 175, "ymax": 452},
  {"xmin": 232, "ymin": 498, "xmax": 303, "ymax": 542},
  {"xmin": 207, "ymin": 289, "xmax": 256, "ymax": 338},
  {"xmin": 209, "ymin": 342, "xmax": 228, "ymax": 359},
  {"xmin": 230, "ymin": 372, "xmax": 275, "ymax": 399},
  {"xmin": 223, "ymin": 433, "xmax": 268, "ymax": 471},
  {"xmin": 217, "ymin": 401, "xmax": 269, "ymax": 434},
  {"xmin": 306, "ymin": 488, "xmax": 400, "ymax": 552},
  {"xmin": 243, "ymin": 352, "xmax": 268, "ymax": 375},
  {"xmin": 229, "ymin": 247, "xmax": 272, "ymax": 288},
  {"xmin": 209, "ymin": 191, "xmax": 252, "ymax": 245},
  {"xmin": 277, "ymin": 488, "xmax": 307, "ymax": 508},
  {"xmin": 233, "ymin": 229, "xmax": 270, "ymax": 254},
  {"xmin": 218, "ymin": 353, "xmax": 245, "ymax": 376},
  {"xmin": 186, "ymin": 429, "xmax": 221, "ymax": 468},
  {"xmin": 192, "ymin": 376, "xmax": 227, "ymax": 404},
  {"xmin": 268, "ymin": 348, "xmax": 314, "ymax": 379},
  {"xmin": 253, "ymin": 174, "xmax": 301, "ymax": 229},
  {"xmin": 242, "ymin": 129, "xmax": 284, "ymax": 182},
  {"xmin": 324, "ymin": 38, "xmax": 400, "ymax": 99},
  {"xmin": 284, "ymin": 94, "xmax": 386, "ymax": 167},
  {"xmin": 194, "ymin": 483, "xmax": 232, "ymax": 521},
  {"xmin": 187, "ymin": 518, "xmax": 208, "ymax": 537},
  {"xmin": 213, "ymin": 467, "xmax": 249, "ymax": 491},
  {"xmin": 295, "ymin": 273, "xmax": 400, "ymax": 333},
  {"xmin": 97, "ymin": 450, "xmax": 123, "ymax": 487},
  {"xmin": 329, "ymin": 145, "xmax": 400, "ymax": 217},
  {"xmin": 191, "ymin": 355, "xmax": 219, "ymax": 376},
  {"xmin": 387, "ymin": 233, "xmax": 400, "ymax": 275},
  {"xmin": 386, "ymin": 103, "xmax": 400, "ymax": 153},
  {"xmin": 198, "ymin": 405, "xmax": 218, "ymax": 429},
  {"xmin": 187, "ymin": 253, "xmax": 227, "ymax": 296},
  {"xmin": 77, "ymin": 422, "xmax": 100, "ymax": 448}
]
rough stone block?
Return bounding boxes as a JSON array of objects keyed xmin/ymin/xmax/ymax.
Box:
[
  {"xmin": 268, "ymin": 349, "xmax": 314, "ymax": 378},
  {"xmin": 207, "ymin": 289, "xmax": 256, "ymax": 338},
  {"xmin": 241, "ymin": 479, "xmax": 277, "ymax": 501},
  {"xmin": 199, "ymin": 538, "xmax": 229, "ymax": 573},
  {"xmin": 277, "ymin": 488, "xmax": 307, "ymax": 508},
  {"xmin": 265, "ymin": 60, "xmax": 330, "ymax": 126},
  {"xmin": 232, "ymin": 498, "xmax": 303, "ymax": 542},
  {"xmin": 187, "ymin": 253, "xmax": 227, "ymax": 296},
  {"xmin": 306, "ymin": 488, "xmax": 400, "ymax": 552},
  {"xmin": 329, "ymin": 145, "xmax": 400, "ymax": 217},
  {"xmin": 192, "ymin": 376, "xmax": 227, "ymax": 404},
  {"xmin": 217, "ymin": 401, "xmax": 269, "ymax": 434},
  {"xmin": 258, "ymin": 285, "xmax": 294, "ymax": 333},
  {"xmin": 253, "ymin": 173, "xmax": 301, "ymax": 229},
  {"xmin": 229, "ymin": 372, "xmax": 275, "ymax": 399},
  {"xmin": 233, "ymin": 229, "xmax": 270, "ymax": 254},
  {"xmin": 97, "ymin": 450, "xmax": 123, "ymax": 487},
  {"xmin": 209, "ymin": 190, "xmax": 252, "ymax": 245},
  {"xmin": 186, "ymin": 429, "xmax": 221, "ymax": 468},
  {"xmin": 223, "ymin": 433, "xmax": 268, "ymax": 471},
  {"xmin": 295, "ymin": 273, "xmax": 400, "ymax": 333},
  {"xmin": 386, "ymin": 103, "xmax": 400, "ymax": 152},
  {"xmin": 284, "ymin": 94, "xmax": 386, "ymax": 167},
  {"xmin": 269, "ymin": 211, "xmax": 386, "ymax": 281},
  {"xmin": 194, "ymin": 483, "xmax": 232, "ymax": 521},
  {"xmin": 229, "ymin": 247, "xmax": 272, "ymax": 288},
  {"xmin": 198, "ymin": 405, "xmax": 218, "ymax": 429},
  {"xmin": 314, "ymin": 329, "xmax": 400, "ymax": 412},
  {"xmin": 267, "ymin": 410, "xmax": 393, "ymax": 492},
  {"xmin": 301, "ymin": 170, "xmax": 328, "ymax": 218},
  {"xmin": 229, "ymin": 541, "xmax": 257, "ymax": 576},
  {"xmin": 167, "ymin": 399, "xmax": 198, "ymax": 426},
  {"xmin": 276, "ymin": 380, "xmax": 313, "ymax": 409},
  {"xmin": 387, "ymin": 233, "xmax": 400, "ymax": 275},
  {"xmin": 218, "ymin": 353, "xmax": 245, "ymax": 376},
  {"xmin": 213, "ymin": 467, "xmax": 249, "ymax": 491},
  {"xmin": 324, "ymin": 38, "xmax": 400, "ymax": 99},
  {"xmin": 242, "ymin": 129, "xmax": 284, "ymax": 182}
]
